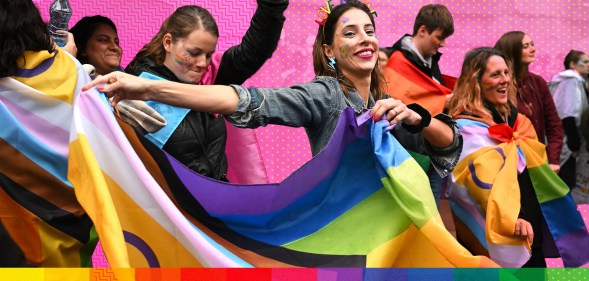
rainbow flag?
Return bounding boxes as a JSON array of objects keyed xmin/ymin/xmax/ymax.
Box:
[
  {"xmin": 449, "ymin": 114, "xmax": 589, "ymax": 267},
  {"xmin": 383, "ymin": 51, "xmax": 454, "ymax": 115},
  {"xmin": 69, "ymin": 86, "xmax": 496, "ymax": 268},
  {"xmin": 0, "ymin": 49, "xmax": 97, "ymax": 267}
]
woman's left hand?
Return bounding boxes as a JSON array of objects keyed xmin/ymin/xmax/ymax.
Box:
[{"xmin": 370, "ymin": 98, "xmax": 422, "ymax": 126}]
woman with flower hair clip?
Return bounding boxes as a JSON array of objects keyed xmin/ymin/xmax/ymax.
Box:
[{"xmin": 85, "ymin": 0, "xmax": 461, "ymax": 174}]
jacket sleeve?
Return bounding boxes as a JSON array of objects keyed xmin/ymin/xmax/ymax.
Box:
[
  {"xmin": 538, "ymin": 76, "xmax": 564, "ymax": 165},
  {"xmin": 214, "ymin": 0, "xmax": 288, "ymax": 85},
  {"xmin": 391, "ymin": 113, "xmax": 463, "ymax": 178},
  {"xmin": 225, "ymin": 77, "xmax": 336, "ymax": 129}
]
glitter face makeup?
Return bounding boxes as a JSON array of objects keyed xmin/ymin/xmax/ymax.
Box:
[{"xmin": 339, "ymin": 45, "xmax": 349, "ymax": 59}]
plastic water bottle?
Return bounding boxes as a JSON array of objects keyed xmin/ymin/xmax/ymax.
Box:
[{"xmin": 48, "ymin": 0, "xmax": 72, "ymax": 47}]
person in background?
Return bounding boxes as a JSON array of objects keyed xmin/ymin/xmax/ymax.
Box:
[
  {"xmin": 494, "ymin": 31, "xmax": 563, "ymax": 173},
  {"xmin": 124, "ymin": 1, "xmax": 288, "ymax": 182},
  {"xmin": 382, "ymin": 4, "xmax": 456, "ymax": 206},
  {"xmin": 447, "ymin": 47, "xmax": 548, "ymax": 267},
  {"xmin": 1, "ymin": 0, "xmax": 96, "ymax": 266},
  {"xmin": 548, "ymin": 49, "xmax": 589, "ymax": 189},
  {"xmin": 70, "ymin": 15, "xmax": 122, "ymax": 75},
  {"xmin": 378, "ymin": 47, "xmax": 391, "ymax": 70}
]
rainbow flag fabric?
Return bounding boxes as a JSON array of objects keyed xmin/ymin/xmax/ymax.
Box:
[
  {"xmin": 383, "ymin": 51, "xmax": 454, "ymax": 115},
  {"xmin": 449, "ymin": 114, "xmax": 589, "ymax": 267},
  {"xmin": 69, "ymin": 87, "xmax": 496, "ymax": 268},
  {"xmin": 0, "ymin": 49, "xmax": 97, "ymax": 267}
]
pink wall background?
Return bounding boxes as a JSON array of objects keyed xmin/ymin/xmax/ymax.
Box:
[
  {"xmin": 33, "ymin": 0, "xmax": 589, "ymax": 182},
  {"xmin": 31, "ymin": 0, "xmax": 589, "ymax": 268}
]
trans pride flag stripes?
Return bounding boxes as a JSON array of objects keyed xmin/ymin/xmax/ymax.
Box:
[
  {"xmin": 70, "ymin": 85, "xmax": 495, "ymax": 267},
  {"xmin": 449, "ymin": 114, "xmax": 589, "ymax": 267},
  {"xmin": 0, "ymin": 50, "xmax": 97, "ymax": 267}
]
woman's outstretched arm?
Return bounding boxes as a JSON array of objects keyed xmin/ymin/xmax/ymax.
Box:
[{"xmin": 83, "ymin": 71, "xmax": 239, "ymax": 115}]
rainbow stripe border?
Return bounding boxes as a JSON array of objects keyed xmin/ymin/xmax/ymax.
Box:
[{"xmin": 0, "ymin": 268, "xmax": 587, "ymax": 280}]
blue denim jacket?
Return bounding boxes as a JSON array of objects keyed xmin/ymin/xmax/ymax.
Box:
[{"xmin": 227, "ymin": 76, "xmax": 461, "ymax": 177}]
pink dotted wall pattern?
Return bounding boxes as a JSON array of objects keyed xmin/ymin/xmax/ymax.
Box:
[{"xmin": 31, "ymin": 0, "xmax": 589, "ymax": 267}]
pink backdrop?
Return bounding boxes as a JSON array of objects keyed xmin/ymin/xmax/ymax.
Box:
[
  {"xmin": 32, "ymin": 0, "xmax": 589, "ymax": 268},
  {"xmin": 33, "ymin": 0, "xmax": 589, "ymax": 182}
]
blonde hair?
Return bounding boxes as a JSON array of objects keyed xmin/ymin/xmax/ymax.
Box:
[{"xmin": 447, "ymin": 47, "xmax": 516, "ymax": 122}]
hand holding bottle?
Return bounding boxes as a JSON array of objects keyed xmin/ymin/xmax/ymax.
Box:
[{"xmin": 48, "ymin": 0, "xmax": 72, "ymax": 47}]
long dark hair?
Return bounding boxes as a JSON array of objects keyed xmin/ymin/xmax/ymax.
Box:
[
  {"xmin": 70, "ymin": 15, "xmax": 118, "ymax": 65},
  {"xmin": 0, "ymin": 0, "xmax": 53, "ymax": 77},
  {"xmin": 312, "ymin": 0, "xmax": 384, "ymax": 100},
  {"xmin": 127, "ymin": 5, "xmax": 219, "ymax": 70},
  {"xmin": 494, "ymin": 31, "xmax": 525, "ymax": 81},
  {"xmin": 564, "ymin": 49, "xmax": 586, "ymax": 70}
]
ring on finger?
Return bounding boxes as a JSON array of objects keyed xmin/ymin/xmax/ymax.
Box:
[{"xmin": 391, "ymin": 108, "xmax": 398, "ymax": 119}]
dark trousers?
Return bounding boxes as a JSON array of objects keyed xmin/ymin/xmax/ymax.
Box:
[
  {"xmin": 522, "ymin": 246, "xmax": 547, "ymax": 267},
  {"xmin": 558, "ymin": 157, "xmax": 577, "ymax": 189}
]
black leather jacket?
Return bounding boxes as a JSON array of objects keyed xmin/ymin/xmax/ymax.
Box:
[{"xmin": 126, "ymin": 0, "xmax": 288, "ymax": 181}]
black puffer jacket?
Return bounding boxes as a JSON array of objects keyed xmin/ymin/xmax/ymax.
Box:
[
  {"xmin": 134, "ymin": 65, "xmax": 230, "ymax": 181},
  {"xmin": 126, "ymin": 0, "xmax": 288, "ymax": 181}
]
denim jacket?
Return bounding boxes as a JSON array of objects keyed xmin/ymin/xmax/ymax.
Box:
[{"xmin": 227, "ymin": 76, "xmax": 461, "ymax": 177}]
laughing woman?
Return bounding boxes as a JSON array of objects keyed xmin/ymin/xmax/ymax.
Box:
[{"xmin": 446, "ymin": 47, "xmax": 589, "ymax": 268}]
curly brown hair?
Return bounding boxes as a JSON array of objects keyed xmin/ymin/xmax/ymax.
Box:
[{"xmin": 447, "ymin": 47, "xmax": 517, "ymax": 122}]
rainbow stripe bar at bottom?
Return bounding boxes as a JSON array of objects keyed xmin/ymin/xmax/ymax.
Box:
[{"xmin": 0, "ymin": 268, "xmax": 587, "ymax": 281}]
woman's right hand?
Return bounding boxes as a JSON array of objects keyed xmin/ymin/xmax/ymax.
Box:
[
  {"xmin": 370, "ymin": 98, "xmax": 422, "ymax": 126},
  {"xmin": 61, "ymin": 31, "xmax": 77, "ymax": 57},
  {"xmin": 82, "ymin": 71, "xmax": 154, "ymax": 105},
  {"xmin": 548, "ymin": 164, "xmax": 560, "ymax": 173},
  {"xmin": 514, "ymin": 218, "xmax": 534, "ymax": 246}
]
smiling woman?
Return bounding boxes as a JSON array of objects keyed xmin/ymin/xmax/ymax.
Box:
[
  {"xmin": 479, "ymin": 55, "xmax": 510, "ymax": 114},
  {"xmin": 70, "ymin": 15, "xmax": 122, "ymax": 75},
  {"xmin": 446, "ymin": 47, "xmax": 569, "ymax": 267},
  {"xmin": 85, "ymin": 0, "xmax": 463, "ymax": 180}
]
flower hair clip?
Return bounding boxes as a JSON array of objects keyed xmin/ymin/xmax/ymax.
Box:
[
  {"xmin": 362, "ymin": 0, "xmax": 378, "ymax": 17},
  {"xmin": 315, "ymin": 0, "xmax": 378, "ymax": 26},
  {"xmin": 314, "ymin": 0, "xmax": 335, "ymax": 26}
]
